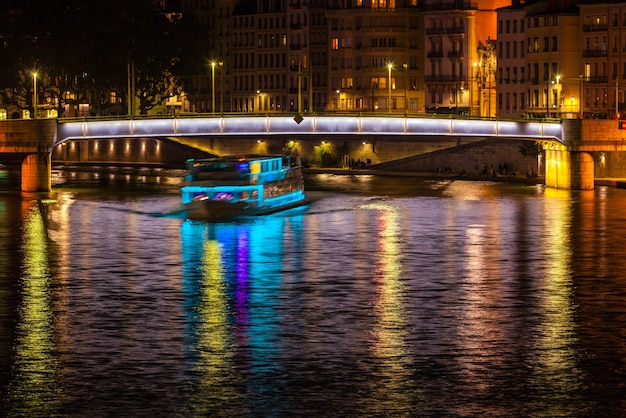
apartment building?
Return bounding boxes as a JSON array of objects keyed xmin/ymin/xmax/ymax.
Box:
[
  {"xmin": 496, "ymin": 2, "xmax": 526, "ymax": 118},
  {"xmin": 326, "ymin": 0, "xmax": 423, "ymax": 112},
  {"xmin": 177, "ymin": 0, "xmax": 233, "ymax": 113},
  {"xmin": 422, "ymin": 0, "xmax": 508, "ymax": 117},
  {"xmin": 522, "ymin": 0, "xmax": 580, "ymax": 118},
  {"xmin": 579, "ymin": 2, "xmax": 626, "ymax": 119},
  {"xmin": 178, "ymin": 0, "xmax": 626, "ymax": 120}
]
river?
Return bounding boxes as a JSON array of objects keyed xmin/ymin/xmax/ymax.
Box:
[{"xmin": 1, "ymin": 168, "xmax": 626, "ymax": 417}]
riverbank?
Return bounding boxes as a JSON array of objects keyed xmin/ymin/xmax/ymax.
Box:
[
  {"xmin": 303, "ymin": 167, "xmax": 543, "ymax": 184},
  {"xmin": 304, "ymin": 168, "xmax": 626, "ymax": 189},
  {"xmin": 595, "ymin": 178, "xmax": 626, "ymax": 188}
]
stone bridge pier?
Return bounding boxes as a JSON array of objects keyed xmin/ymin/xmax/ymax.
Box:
[
  {"xmin": 0, "ymin": 119, "xmax": 56, "ymax": 192},
  {"xmin": 544, "ymin": 119, "xmax": 625, "ymax": 190}
]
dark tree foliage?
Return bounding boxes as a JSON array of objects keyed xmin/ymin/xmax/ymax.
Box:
[
  {"xmin": 0, "ymin": 0, "xmax": 204, "ymax": 116},
  {"xmin": 519, "ymin": 141, "xmax": 542, "ymax": 159}
]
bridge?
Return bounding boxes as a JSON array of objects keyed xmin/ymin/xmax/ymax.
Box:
[
  {"xmin": 55, "ymin": 114, "xmax": 564, "ymax": 145},
  {"xmin": 1, "ymin": 114, "xmax": 623, "ymax": 191}
]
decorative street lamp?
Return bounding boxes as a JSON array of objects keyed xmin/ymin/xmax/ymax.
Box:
[
  {"xmin": 219, "ymin": 61, "xmax": 224, "ymax": 114},
  {"xmin": 387, "ymin": 62, "xmax": 393, "ymax": 113},
  {"xmin": 579, "ymin": 73, "xmax": 584, "ymax": 118},
  {"xmin": 403, "ymin": 63, "xmax": 408, "ymax": 112},
  {"xmin": 211, "ymin": 61, "xmax": 216, "ymax": 113},
  {"xmin": 32, "ymin": 71, "xmax": 37, "ymax": 119},
  {"xmin": 555, "ymin": 74, "xmax": 561, "ymax": 118},
  {"xmin": 471, "ymin": 62, "xmax": 477, "ymax": 117}
]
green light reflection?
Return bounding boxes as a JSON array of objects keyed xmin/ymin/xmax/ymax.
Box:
[{"xmin": 6, "ymin": 204, "xmax": 61, "ymax": 416}]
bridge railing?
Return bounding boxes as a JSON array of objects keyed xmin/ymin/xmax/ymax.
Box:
[
  {"xmin": 57, "ymin": 111, "xmax": 562, "ymax": 125},
  {"xmin": 55, "ymin": 112, "xmax": 564, "ymax": 146}
]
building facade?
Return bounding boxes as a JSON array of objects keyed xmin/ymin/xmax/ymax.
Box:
[
  {"xmin": 496, "ymin": 2, "xmax": 526, "ymax": 118},
  {"xmin": 57, "ymin": 0, "xmax": 626, "ymax": 121},
  {"xmin": 579, "ymin": 2, "xmax": 626, "ymax": 119},
  {"xmin": 422, "ymin": 0, "xmax": 508, "ymax": 117},
  {"xmin": 326, "ymin": 0, "xmax": 423, "ymax": 112},
  {"xmin": 522, "ymin": 0, "xmax": 580, "ymax": 119}
]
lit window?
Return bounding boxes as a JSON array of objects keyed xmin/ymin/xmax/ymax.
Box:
[{"xmin": 332, "ymin": 38, "xmax": 339, "ymax": 49}]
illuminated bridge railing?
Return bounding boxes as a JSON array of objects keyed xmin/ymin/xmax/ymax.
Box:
[{"xmin": 56, "ymin": 115, "xmax": 563, "ymax": 146}]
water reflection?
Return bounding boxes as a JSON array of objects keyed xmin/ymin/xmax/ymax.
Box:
[
  {"xmin": 2, "ymin": 175, "xmax": 626, "ymax": 416},
  {"xmin": 5, "ymin": 204, "xmax": 61, "ymax": 417},
  {"xmin": 364, "ymin": 202, "xmax": 419, "ymax": 414},
  {"xmin": 530, "ymin": 188, "xmax": 583, "ymax": 416},
  {"xmin": 181, "ymin": 215, "xmax": 302, "ymax": 415}
]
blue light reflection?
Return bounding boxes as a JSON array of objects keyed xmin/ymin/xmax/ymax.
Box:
[{"xmin": 180, "ymin": 213, "xmax": 304, "ymax": 413}]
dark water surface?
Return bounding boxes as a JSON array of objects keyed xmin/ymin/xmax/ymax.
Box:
[{"xmin": 1, "ymin": 169, "xmax": 626, "ymax": 417}]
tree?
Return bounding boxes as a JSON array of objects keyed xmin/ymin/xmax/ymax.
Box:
[{"xmin": 0, "ymin": 0, "xmax": 205, "ymax": 117}]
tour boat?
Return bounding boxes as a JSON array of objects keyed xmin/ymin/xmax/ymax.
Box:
[{"xmin": 181, "ymin": 154, "xmax": 306, "ymax": 220}]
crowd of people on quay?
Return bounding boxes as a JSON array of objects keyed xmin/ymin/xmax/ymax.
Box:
[{"xmin": 347, "ymin": 158, "xmax": 372, "ymax": 169}]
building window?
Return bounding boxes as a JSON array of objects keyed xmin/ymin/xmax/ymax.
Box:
[{"xmin": 332, "ymin": 38, "xmax": 339, "ymax": 49}]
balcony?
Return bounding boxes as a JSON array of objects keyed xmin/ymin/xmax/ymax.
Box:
[
  {"xmin": 583, "ymin": 49, "xmax": 608, "ymax": 58},
  {"xmin": 427, "ymin": 51, "xmax": 444, "ymax": 59},
  {"xmin": 583, "ymin": 24, "xmax": 608, "ymax": 32},
  {"xmin": 584, "ymin": 76, "xmax": 608, "ymax": 84},
  {"xmin": 426, "ymin": 27, "xmax": 445, "ymax": 35},
  {"xmin": 446, "ymin": 26, "xmax": 465, "ymax": 35},
  {"xmin": 421, "ymin": 0, "xmax": 478, "ymax": 12},
  {"xmin": 424, "ymin": 75, "xmax": 466, "ymax": 83},
  {"xmin": 447, "ymin": 50, "xmax": 463, "ymax": 59}
]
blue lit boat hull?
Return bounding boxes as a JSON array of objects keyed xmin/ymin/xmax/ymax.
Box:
[
  {"xmin": 181, "ymin": 154, "xmax": 306, "ymax": 221},
  {"xmin": 184, "ymin": 189, "xmax": 307, "ymax": 220}
]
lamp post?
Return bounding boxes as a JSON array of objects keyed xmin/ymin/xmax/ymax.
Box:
[
  {"xmin": 298, "ymin": 60, "xmax": 302, "ymax": 114},
  {"xmin": 546, "ymin": 82, "xmax": 550, "ymax": 118},
  {"xmin": 211, "ymin": 61, "xmax": 216, "ymax": 113},
  {"xmin": 387, "ymin": 62, "xmax": 393, "ymax": 113},
  {"xmin": 403, "ymin": 63, "xmax": 408, "ymax": 112},
  {"xmin": 219, "ymin": 61, "xmax": 224, "ymax": 114},
  {"xmin": 579, "ymin": 73, "xmax": 584, "ymax": 118},
  {"xmin": 555, "ymin": 74, "xmax": 561, "ymax": 118},
  {"xmin": 615, "ymin": 77, "xmax": 619, "ymax": 119},
  {"xmin": 471, "ymin": 62, "xmax": 477, "ymax": 117},
  {"xmin": 32, "ymin": 71, "xmax": 37, "ymax": 119}
]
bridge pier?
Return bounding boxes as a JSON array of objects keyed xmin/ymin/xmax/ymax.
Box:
[
  {"xmin": 21, "ymin": 152, "xmax": 52, "ymax": 192},
  {"xmin": 545, "ymin": 146, "xmax": 594, "ymax": 190}
]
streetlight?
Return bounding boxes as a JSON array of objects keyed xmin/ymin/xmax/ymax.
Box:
[
  {"xmin": 219, "ymin": 61, "xmax": 224, "ymax": 114},
  {"xmin": 211, "ymin": 61, "xmax": 216, "ymax": 113},
  {"xmin": 32, "ymin": 71, "xmax": 37, "ymax": 119},
  {"xmin": 471, "ymin": 62, "xmax": 477, "ymax": 117},
  {"xmin": 579, "ymin": 73, "xmax": 584, "ymax": 118},
  {"xmin": 387, "ymin": 62, "xmax": 393, "ymax": 113},
  {"xmin": 546, "ymin": 81, "xmax": 551, "ymax": 118},
  {"xmin": 257, "ymin": 90, "xmax": 263, "ymax": 112},
  {"xmin": 403, "ymin": 63, "xmax": 408, "ymax": 112},
  {"xmin": 555, "ymin": 74, "xmax": 561, "ymax": 118}
]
